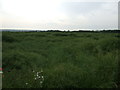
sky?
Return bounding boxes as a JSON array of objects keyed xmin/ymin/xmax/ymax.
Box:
[{"xmin": 0, "ymin": 0, "xmax": 119, "ymax": 30}]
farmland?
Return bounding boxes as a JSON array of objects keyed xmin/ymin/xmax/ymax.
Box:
[{"xmin": 2, "ymin": 31, "xmax": 120, "ymax": 88}]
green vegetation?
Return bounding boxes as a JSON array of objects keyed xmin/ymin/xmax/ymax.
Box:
[{"xmin": 2, "ymin": 31, "xmax": 120, "ymax": 88}]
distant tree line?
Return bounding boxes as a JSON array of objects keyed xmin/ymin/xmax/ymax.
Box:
[{"xmin": 1, "ymin": 29, "xmax": 120, "ymax": 33}]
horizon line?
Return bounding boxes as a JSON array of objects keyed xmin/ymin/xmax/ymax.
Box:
[{"xmin": 0, "ymin": 28, "xmax": 118, "ymax": 31}]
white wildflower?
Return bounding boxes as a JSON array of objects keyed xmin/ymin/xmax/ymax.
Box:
[
  {"xmin": 40, "ymin": 81, "xmax": 43, "ymax": 84},
  {"xmin": 41, "ymin": 76, "xmax": 44, "ymax": 79},
  {"xmin": 37, "ymin": 72, "xmax": 40, "ymax": 75},
  {"xmin": 26, "ymin": 83, "xmax": 28, "ymax": 85}
]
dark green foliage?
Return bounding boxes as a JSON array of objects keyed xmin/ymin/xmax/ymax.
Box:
[
  {"xmin": 2, "ymin": 31, "xmax": 119, "ymax": 88},
  {"xmin": 2, "ymin": 34, "xmax": 17, "ymax": 42}
]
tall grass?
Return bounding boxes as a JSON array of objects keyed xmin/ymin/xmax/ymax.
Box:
[{"xmin": 2, "ymin": 31, "xmax": 119, "ymax": 88}]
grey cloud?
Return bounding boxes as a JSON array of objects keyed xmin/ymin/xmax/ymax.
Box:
[
  {"xmin": 60, "ymin": 2, "xmax": 104, "ymax": 16},
  {"xmin": 0, "ymin": 0, "xmax": 118, "ymax": 30},
  {"xmin": 57, "ymin": 2, "xmax": 118, "ymax": 30}
]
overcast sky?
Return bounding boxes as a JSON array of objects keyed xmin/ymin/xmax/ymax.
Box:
[{"xmin": 0, "ymin": 0, "xmax": 119, "ymax": 30}]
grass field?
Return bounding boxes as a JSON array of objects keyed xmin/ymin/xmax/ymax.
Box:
[{"xmin": 2, "ymin": 31, "xmax": 120, "ymax": 88}]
